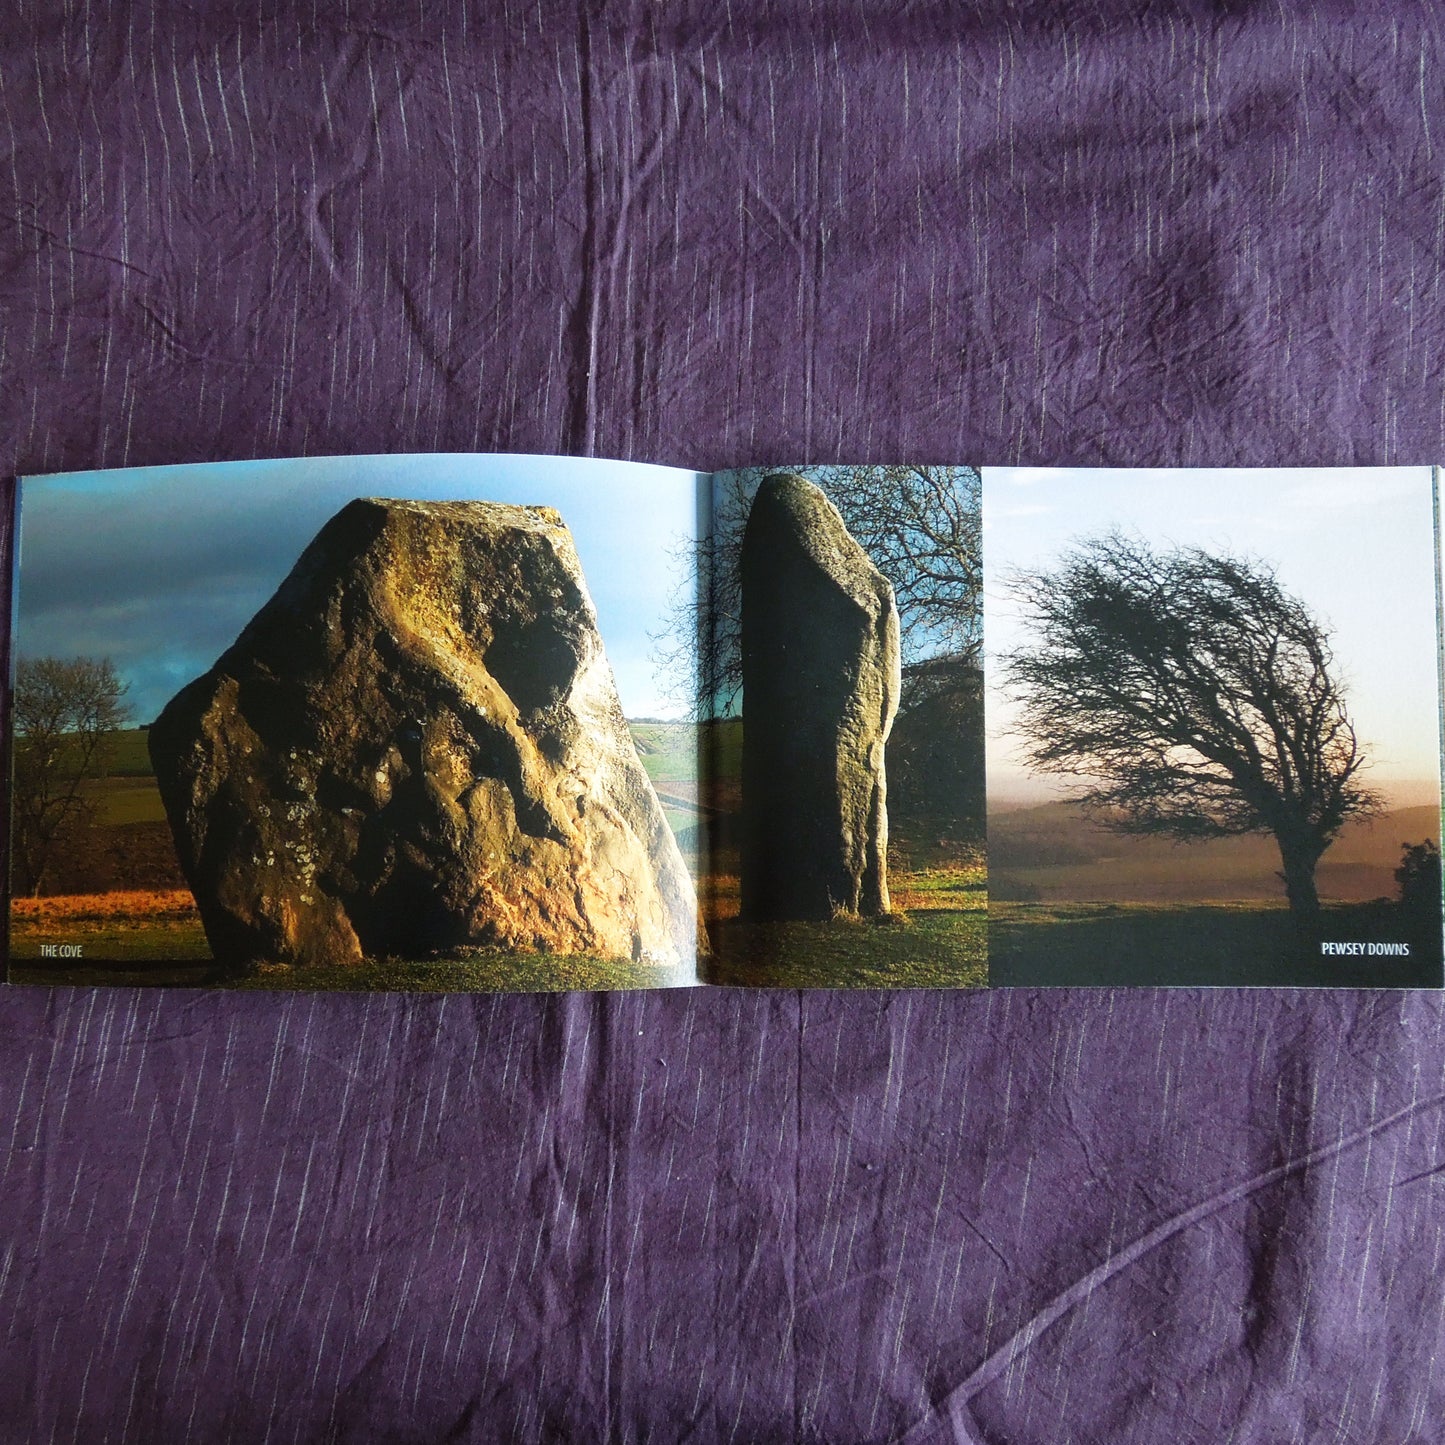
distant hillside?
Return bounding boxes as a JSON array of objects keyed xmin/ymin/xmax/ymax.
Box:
[
  {"xmin": 103, "ymin": 727, "xmax": 157, "ymax": 777},
  {"xmin": 988, "ymin": 799, "xmax": 1441, "ymax": 904},
  {"xmin": 627, "ymin": 720, "xmax": 697, "ymax": 784},
  {"xmin": 626, "ymin": 721, "xmax": 702, "ymax": 849}
]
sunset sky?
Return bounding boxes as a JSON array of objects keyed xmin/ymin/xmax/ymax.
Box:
[{"xmin": 983, "ymin": 466, "xmax": 1443, "ymax": 810}]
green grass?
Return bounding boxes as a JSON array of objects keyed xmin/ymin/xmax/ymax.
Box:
[
  {"xmin": 700, "ymin": 856, "xmax": 987, "ymax": 989},
  {"xmin": 660, "ymin": 807, "xmax": 701, "ymax": 847},
  {"xmin": 10, "ymin": 918, "xmax": 213, "ymax": 962},
  {"xmin": 706, "ymin": 910, "xmax": 986, "ymax": 988},
  {"xmin": 10, "ymin": 916, "xmax": 692, "ymax": 993},
  {"xmin": 9, "ymin": 915, "xmax": 217, "ymax": 987},
  {"xmin": 627, "ymin": 723, "xmax": 708, "ymax": 873},
  {"xmin": 700, "ymin": 717, "xmax": 743, "ymax": 779},
  {"xmin": 702, "ymin": 858, "xmax": 988, "ymax": 988},
  {"xmin": 103, "ymin": 728, "xmax": 157, "ymax": 777},
  {"xmin": 990, "ymin": 899, "xmax": 1443, "ymax": 987},
  {"xmin": 227, "ymin": 953, "xmax": 692, "ymax": 993},
  {"xmin": 629, "ymin": 721, "xmax": 699, "ymax": 786},
  {"xmin": 84, "ymin": 776, "xmax": 169, "ymax": 825}
]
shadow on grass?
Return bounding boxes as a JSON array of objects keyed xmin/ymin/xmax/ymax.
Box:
[
  {"xmin": 706, "ymin": 909, "xmax": 987, "ymax": 989},
  {"xmin": 990, "ymin": 899, "xmax": 1443, "ymax": 988}
]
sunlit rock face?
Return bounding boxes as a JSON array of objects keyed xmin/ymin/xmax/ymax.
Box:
[
  {"xmin": 149, "ymin": 498, "xmax": 698, "ymax": 974},
  {"xmin": 739, "ymin": 473, "xmax": 901, "ymax": 922}
]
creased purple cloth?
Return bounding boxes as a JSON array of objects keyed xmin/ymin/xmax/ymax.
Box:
[{"xmin": 2, "ymin": 5, "xmax": 1444, "ymax": 1441}]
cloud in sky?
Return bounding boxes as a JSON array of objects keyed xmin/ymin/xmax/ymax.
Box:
[
  {"xmin": 17, "ymin": 453, "xmax": 706, "ymax": 723},
  {"xmin": 983, "ymin": 465, "xmax": 1443, "ymax": 804}
]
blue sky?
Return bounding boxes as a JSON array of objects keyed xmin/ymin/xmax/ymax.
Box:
[
  {"xmin": 983, "ymin": 466, "xmax": 1443, "ymax": 808},
  {"xmin": 17, "ymin": 453, "xmax": 706, "ymax": 723}
]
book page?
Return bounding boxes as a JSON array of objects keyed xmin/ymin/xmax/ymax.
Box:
[
  {"xmin": 6, "ymin": 453, "xmax": 710, "ymax": 993},
  {"xmin": 696, "ymin": 462, "xmax": 1442, "ymax": 990},
  {"xmin": 984, "ymin": 464, "xmax": 1444, "ymax": 987},
  {"xmin": 13, "ymin": 458, "xmax": 1438, "ymax": 992},
  {"xmin": 697, "ymin": 465, "xmax": 987, "ymax": 989}
]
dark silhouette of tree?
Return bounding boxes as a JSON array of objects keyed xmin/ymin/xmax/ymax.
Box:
[
  {"xmin": 1396, "ymin": 839, "xmax": 1442, "ymax": 914},
  {"xmin": 660, "ymin": 465, "xmax": 983, "ymax": 715},
  {"xmin": 1005, "ymin": 534, "xmax": 1379, "ymax": 927},
  {"xmin": 887, "ymin": 653, "xmax": 986, "ymax": 838},
  {"xmin": 11, "ymin": 656, "xmax": 129, "ymax": 896}
]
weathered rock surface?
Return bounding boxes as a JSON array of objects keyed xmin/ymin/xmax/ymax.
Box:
[
  {"xmin": 149, "ymin": 498, "xmax": 698, "ymax": 973},
  {"xmin": 739, "ymin": 473, "xmax": 900, "ymax": 920}
]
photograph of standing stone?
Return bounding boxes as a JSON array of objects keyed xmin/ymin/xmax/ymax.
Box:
[
  {"xmin": 148, "ymin": 497, "xmax": 696, "ymax": 979},
  {"xmin": 7, "ymin": 454, "xmax": 709, "ymax": 992},
  {"xmin": 739, "ymin": 475, "xmax": 900, "ymax": 923},
  {"xmin": 10, "ymin": 452, "xmax": 1439, "ymax": 993},
  {"xmin": 686, "ymin": 465, "xmax": 987, "ymax": 988},
  {"xmin": 984, "ymin": 465, "xmax": 1444, "ymax": 988}
]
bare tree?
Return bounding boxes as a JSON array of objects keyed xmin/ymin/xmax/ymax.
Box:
[
  {"xmin": 660, "ymin": 465, "xmax": 983, "ymax": 715},
  {"xmin": 11, "ymin": 656, "xmax": 129, "ymax": 896},
  {"xmin": 1004, "ymin": 534, "xmax": 1379, "ymax": 926}
]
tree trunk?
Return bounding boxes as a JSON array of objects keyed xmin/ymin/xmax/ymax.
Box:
[{"xmin": 1275, "ymin": 830, "xmax": 1325, "ymax": 935}]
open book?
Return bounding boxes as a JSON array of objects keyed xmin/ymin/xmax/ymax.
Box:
[{"xmin": 5, "ymin": 455, "xmax": 1441, "ymax": 990}]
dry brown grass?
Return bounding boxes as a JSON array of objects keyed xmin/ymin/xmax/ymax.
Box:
[
  {"xmin": 12, "ymin": 889, "xmax": 198, "ymax": 925},
  {"xmin": 889, "ymin": 881, "xmax": 984, "ymax": 913},
  {"xmin": 699, "ymin": 873, "xmax": 741, "ymax": 922},
  {"xmin": 699, "ymin": 865, "xmax": 984, "ymax": 923}
]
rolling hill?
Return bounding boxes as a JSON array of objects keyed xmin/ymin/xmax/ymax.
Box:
[{"xmin": 988, "ymin": 799, "xmax": 1440, "ymax": 903}]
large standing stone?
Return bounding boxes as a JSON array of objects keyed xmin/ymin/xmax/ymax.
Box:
[
  {"xmin": 149, "ymin": 498, "xmax": 698, "ymax": 974},
  {"xmin": 739, "ymin": 474, "xmax": 901, "ymax": 920}
]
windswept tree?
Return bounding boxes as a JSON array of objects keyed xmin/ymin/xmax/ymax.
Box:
[
  {"xmin": 1005, "ymin": 534, "xmax": 1379, "ymax": 926},
  {"xmin": 11, "ymin": 656, "xmax": 129, "ymax": 896},
  {"xmin": 661, "ymin": 465, "xmax": 983, "ymax": 714}
]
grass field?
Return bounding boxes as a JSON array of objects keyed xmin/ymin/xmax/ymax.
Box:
[
  {"xmin": 628, "ymin": 722, "xmax": 697, "ymax": 783},
  {"xmin": 990, "ymin": 898, "xmax": 1442, "ymax": 987},
  {"xmin": 8, "ymin": 890, "xmax": 693, "ymax": 991},
  {"xmin": 10, "ymin": 718, "xmax": 990, "ymax": 992},
  {"xmin": 103, "ymin": 728, "xmax": 158, "ymax": 777},
  {"xmin": 689, "ymin": 719, "xmax": 987, "ymax": 987},
  {"xmin": 989, "ymin": 799, "xmax": 1441, "ymax": 904},
  {"xmin": 628, "ymin": 722, "xmax": 704, "ymax": 858},
  {"xmin": 84, "ymin": 776, "xmax": 169, "ymax": 825},
  {"xmin": 704, "ymin": 856, "xmax": 987, "ymax": 988},
  {"xmin": 9, "ymin": 889, "xmax": 215, "ymax": 985}
]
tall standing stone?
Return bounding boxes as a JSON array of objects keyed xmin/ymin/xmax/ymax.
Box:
[
  {"xmin": 739, "ymin": 473, "xmax": 901, "ymax": 920},
  {"xmin": 149, "ymin": 497, "xmax": 698, "ymax": 975}
]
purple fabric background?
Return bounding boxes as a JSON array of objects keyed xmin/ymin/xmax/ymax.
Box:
[{"xmin": 3, "ymin": 4, "xmax": 1444, "ymax": 1440}]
